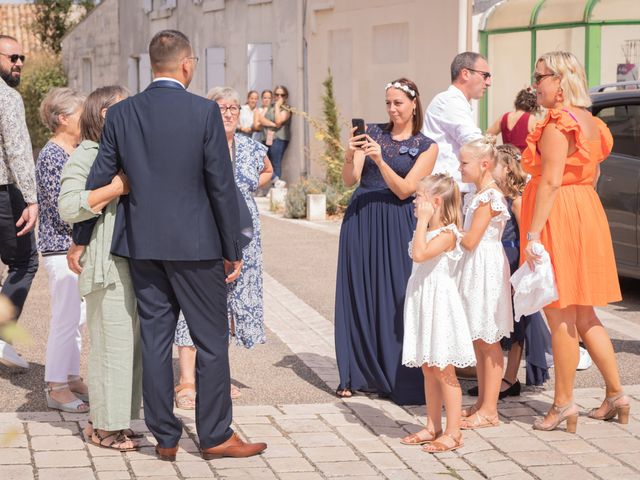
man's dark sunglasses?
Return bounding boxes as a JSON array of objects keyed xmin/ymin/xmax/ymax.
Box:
[
  {"xmin": 467, "ymin": 68, "xmax": 492, "ymax": 80},
  {"xmin": 0, "ymin": 53, "xmax": 26, "ymax": 64}
]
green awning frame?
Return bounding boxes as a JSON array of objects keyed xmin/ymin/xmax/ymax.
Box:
[{"xmin": 478, "ymin": 0, "xmax": 640, "ymax": 129}]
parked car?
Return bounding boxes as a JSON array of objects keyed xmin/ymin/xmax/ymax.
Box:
[{"xmin": 590, "ymin": 81, "xmax": 640, "ymax": 279}]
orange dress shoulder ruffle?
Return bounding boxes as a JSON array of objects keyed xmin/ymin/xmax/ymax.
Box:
[{"xmin": 520, "ymin": 109, "xmax": 621, "ymax": 309}]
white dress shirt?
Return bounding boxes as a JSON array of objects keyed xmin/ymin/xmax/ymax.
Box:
[
  {"xmin": 152, "ymin": 77, "xmax": 186, "ymax": 89},
  {"xmin": 238, "ymin": 104, "xmax": 254, "ymax": 131},
  {"xmin": 422, "ymin": 85, "xmax": 482, "ymax": 192}
]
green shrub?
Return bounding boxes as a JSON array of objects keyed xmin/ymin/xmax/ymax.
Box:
[
  {"xmin": 18, "ymin": 55, "xmax": 67, "ymax": 152},
  {"xmin": 284, "ymin": 178, "xmax": 354, "ymax": 218}
]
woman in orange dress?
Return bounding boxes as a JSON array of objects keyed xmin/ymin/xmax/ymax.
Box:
[{"xmin": 521, "ymin": 51, "xmax": 628, "ymax": 433}]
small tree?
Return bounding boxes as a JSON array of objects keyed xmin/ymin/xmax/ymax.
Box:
[
  {"xmin": 320, "ymin": 70, "xmax": 344, "ymax": 186},
  {"xmin": 30, "ymin": 0, "xmax": 96, "ymax": 54},
  {"xmin": 19, "ymin": 55, "xmax": 67, "ymax": 152}
]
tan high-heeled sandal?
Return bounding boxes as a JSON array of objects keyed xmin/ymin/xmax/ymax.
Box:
[
  {"xmin": 533, "ymin": 403, "xmax": 578, "ymax": 433},
  {"xmin": 588, "ymin": 392, "xmax": 631, "ymax": 424}
]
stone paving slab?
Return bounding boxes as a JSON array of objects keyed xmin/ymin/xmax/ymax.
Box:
[{"xmin": 3, "ymin": 389, "xmax": 640, "ymax": 479}]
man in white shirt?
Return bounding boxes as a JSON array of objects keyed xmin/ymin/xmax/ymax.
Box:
[{"xmin": 422, "ymin": 52, "xmax": 492, "ymax": 191}]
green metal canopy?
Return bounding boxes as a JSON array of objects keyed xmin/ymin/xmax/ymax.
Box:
[{"xmin": 478, "ymin": 0, "xmax": 640, "ymax": 128}]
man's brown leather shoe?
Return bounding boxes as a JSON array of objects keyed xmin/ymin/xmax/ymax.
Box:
[
  {"xmin": 201, "ymin": 433, "xmax": 267, "ymax": 460},
  {"xmin": 155, "ymin": 445, "xmax": 178, "ymax": 461}
]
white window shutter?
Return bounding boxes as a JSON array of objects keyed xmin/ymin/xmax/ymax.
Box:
[
  {"xmin": 247, "ymin": 43, "xmax": 272, "ymax": 94},
  {"xmin": 205, "ymin": 47, "xmax": 226, "ymax": 92},
  {"xmin": 128, "ymin": 57, "xmax": 139, "ymax": 93},
  {"xmin": 138, "ymin": 53, "xmax": 152, "ymax": 91},
  {"xmin": 82, "ymin": 59, "xmax": 92, "ymax": 93}
]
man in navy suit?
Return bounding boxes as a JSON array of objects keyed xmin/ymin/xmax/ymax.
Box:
[{"xmin": 74, "ymin": 30, "xmax": 266, "ymax": 460}]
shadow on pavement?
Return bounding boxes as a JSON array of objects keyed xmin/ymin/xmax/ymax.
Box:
[{"xmin": 274, "ymin": 354, "xmax": 335, "ymax": 395}]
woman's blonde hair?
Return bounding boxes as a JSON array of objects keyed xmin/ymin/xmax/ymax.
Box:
[
  {"xmin": 495, "ymin": 144, "xmax": 527, "ymax": 200},
  {"xmin": 537, "ymin": 51, "xmax": 591, "ymax": 108},
  {"xmin": 460, "ymin": 134, "xmax": 498, "ymax": 164},
  {"xmin": 417, "ymin": 173, "xmax": 462, "ymax": 229},
  {"xmin": 39, "ymin": 87, "xmax": 85, "ymax": 133}
]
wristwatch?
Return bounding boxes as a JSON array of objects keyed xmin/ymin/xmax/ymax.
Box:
[{"xmin": 526, "ymin": 231, "xmax": 541, "ymax": 241}]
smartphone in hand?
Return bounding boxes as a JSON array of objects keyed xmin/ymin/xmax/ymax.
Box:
[{"xmin": 351, "ymin": 118, "xmax": 365, "ymax": 138}]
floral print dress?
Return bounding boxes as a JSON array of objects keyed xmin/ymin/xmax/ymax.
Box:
[{"xmin": 174, "ymin": 134, "xmax": 267, "ymax": 348}]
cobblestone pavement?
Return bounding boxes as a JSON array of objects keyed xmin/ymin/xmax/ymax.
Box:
[{"xmin": 1, "ymin": 200, "xmax": 639, "ymax": 479}]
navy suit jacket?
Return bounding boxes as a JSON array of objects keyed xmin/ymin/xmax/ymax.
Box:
[{"xmin": 73, "ymin": 80, "xmax": 242, "ymax": 261}]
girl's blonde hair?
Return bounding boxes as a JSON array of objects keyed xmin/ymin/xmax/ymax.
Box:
[
  {"xmin": 495, "ymin": 144, "xmax": 527, "ymax": 200},
  {"xmin": 460, "ymin": 134, "xmax": 498, "ymax": 164},
  {"xmin": 537, "ymin": 51, "xmax": 592, "ymax": 108},
  {"xmin": 417, "ymin": 173, "xmax": 462, "ymax": 229}
]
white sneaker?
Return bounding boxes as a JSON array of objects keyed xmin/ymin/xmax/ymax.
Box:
[
  {"xmin": 273, "ymin": 179, "xmax": 286, "ymax": 189},
  {"xmin": 576, "ymin": 346, "xmax": 593, "ymax": 371},
  {"xmin": 0, "ymin": 339, "xmax": 28, "ymax": 369}
]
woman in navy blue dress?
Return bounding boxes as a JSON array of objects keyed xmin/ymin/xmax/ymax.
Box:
[{"xmin": 335, "ymin": 78, "xmax": 438, "ymax": 405}]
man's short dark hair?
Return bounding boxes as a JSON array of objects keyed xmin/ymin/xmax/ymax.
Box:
[
  {"xmin": 149, "ymin": 30, "xmax": 191, "ymax": 70},
  {"xmin": 450, "ymin": 52, "xmax": 485, "ymax": 82}
]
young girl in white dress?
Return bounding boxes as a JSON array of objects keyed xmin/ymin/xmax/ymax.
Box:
[
  {"xmin": 458, "ymin": 136, "xmax": 513, "ymax": 430},
  {"xmin": 401, "ymin": 174, "xmax": 475, "ymax": 453}
]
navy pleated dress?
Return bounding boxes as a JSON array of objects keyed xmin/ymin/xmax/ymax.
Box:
[
  {"xmin": 500, "ymin": 198, "xmax": 551, "ymax": 386},
  {"xmin": 335, "ymin": 123, "xmax": 435, "ymax": 405}
]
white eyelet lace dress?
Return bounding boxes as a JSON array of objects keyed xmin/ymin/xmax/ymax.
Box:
[
  {"xmin": 402, "ymin": 224, "xmax": 476, "ymax": 369},
  {"xmin": 459, "ymin": 188, "xmax": 514, "ymax": 344}
]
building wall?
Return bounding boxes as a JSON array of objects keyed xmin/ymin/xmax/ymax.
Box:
[
  {"xmin": 305, "ymin": 0, "xmax": 461, "ymax": 178},
  {"xmin": 64, "ymin": 0, "xmax": 306, "ymax": 182},
  {"xmin": 61, "ymin": 0, "xmax": 120, "ymax": 94},
  {"xmin": 61, "ymin": 0, "xmax": 463, "ymax": 183}
]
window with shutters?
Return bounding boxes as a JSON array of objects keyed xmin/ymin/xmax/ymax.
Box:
[
  {"xmin": 146, "ymin": 0, "xmax": 176, "ymax": 19},
  {"xmin": 205, "ymin": 47, "xmax": 226, "ymax": 93},
  {"xmin": 247, "ymin": 43, "xmax": 272, "ymax": 94},
  {"xmin": 82, "ymin": 58, "xmax": 92, "ymax": 94}
]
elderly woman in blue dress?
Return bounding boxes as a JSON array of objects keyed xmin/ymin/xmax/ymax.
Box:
[{"xmin": 173, "ymin": 87, "xmax": 273, "ymax": 408}]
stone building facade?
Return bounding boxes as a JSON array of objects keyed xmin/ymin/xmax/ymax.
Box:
[{"xmin": 61, "ymin": 0, "xmax": 469, "ymax": 183}]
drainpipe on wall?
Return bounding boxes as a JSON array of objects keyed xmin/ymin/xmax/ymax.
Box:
[
  {"xmin": 301, "ymin": 0, "xmax": 310, "ymax": 178},
  {"xmin": 458, "ymin": 0, "xmax": 467, "ymax": 53},
  {"xmin": 467, "ymin": 0, "xmax": 473, "ymax": 51}
]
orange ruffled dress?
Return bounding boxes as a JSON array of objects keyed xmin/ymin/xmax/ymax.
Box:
[{"xmin": 520, "ymin": 109, "xmax": 621, "ymax": 309}]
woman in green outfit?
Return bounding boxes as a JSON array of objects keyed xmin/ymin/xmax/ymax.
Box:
[{"xmin": 58, "ymin": 86, "xmax": 142, "ymax": 452}]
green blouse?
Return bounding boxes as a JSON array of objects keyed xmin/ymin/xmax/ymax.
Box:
[{"xmin": 58, "ymin": 140, "xmax": 121, "ymax": 297}]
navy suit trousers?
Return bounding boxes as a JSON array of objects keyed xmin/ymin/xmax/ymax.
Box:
[{"xmin": 128, "ymin": 258, "xmax": 233, "ymax": 449}]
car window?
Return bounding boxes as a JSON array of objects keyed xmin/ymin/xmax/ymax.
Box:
[{"xmin": 596, "ymin": 104, "xmax": 640, "ymax": 157}]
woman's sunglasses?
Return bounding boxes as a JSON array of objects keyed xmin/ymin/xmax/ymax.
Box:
[{"xmin": 0, "ymin": 53, "xmax": 26, "ymax": 64}]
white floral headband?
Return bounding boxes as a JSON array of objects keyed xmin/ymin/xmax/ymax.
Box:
[{"xmin": 385, "ymin": 82, "xmax": 416, "ymax": 98}]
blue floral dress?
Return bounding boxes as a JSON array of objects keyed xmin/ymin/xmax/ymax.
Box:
[
  {"xmin": 36, "ymin": 141, "xmax": 72, "ymax": 253},
  {"xmin": 174, "ymin": 134, "xmax": 267, "ymax": 348}
]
